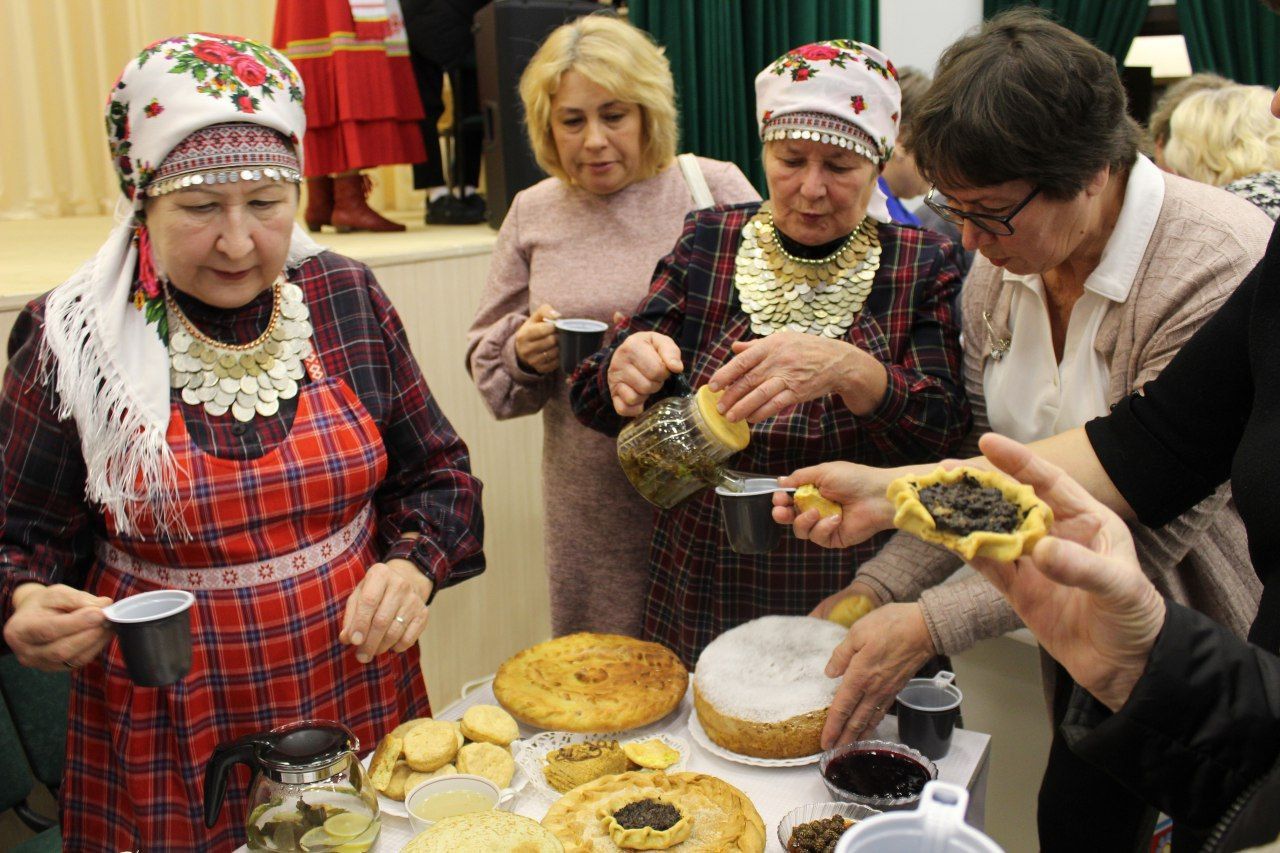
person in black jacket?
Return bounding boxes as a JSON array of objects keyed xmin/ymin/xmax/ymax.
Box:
[
  {"xmin": 402, "ymin": 0, "xmax": 491, "ymax": 224},
  {"xmin": 960, "ymin": 431, "xmax": 1280, "ymax": 851}
]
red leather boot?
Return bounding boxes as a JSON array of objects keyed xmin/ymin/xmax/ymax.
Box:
[
  {"xmin": 330, "ymin": 173, "xmax": 406, "ymax": 233},
  {"xmin": 304, "ymin": 176, "xmax": 334, "ymax": 232}
]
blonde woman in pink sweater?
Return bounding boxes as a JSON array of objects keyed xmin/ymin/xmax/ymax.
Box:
[{"xmin": 465, "ymin": 16, "xmax": 758, "ymax": 637}]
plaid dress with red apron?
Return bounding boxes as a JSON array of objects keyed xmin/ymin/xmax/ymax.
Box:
[{"xmin": 61, "ymin": 360, "xmax": 430, "ymax": 851}]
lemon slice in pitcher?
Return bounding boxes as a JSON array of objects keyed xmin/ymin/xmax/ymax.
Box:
[
  {"xmin": 299, "ymin": 827, "xmax": 339, "ymax": 851},
  {"xmin": 323, "ymin": 812, "xmax": 370, "ymax": 839}
]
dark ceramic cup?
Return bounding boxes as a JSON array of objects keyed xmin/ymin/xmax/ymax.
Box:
[
  {"xmin": 554, "ymin": 318, "xmax": 609, "ymax": 374},
  {"xmin": 895, "ymin": 670, "xmax": 963, "ymax": 760},
  {"xmin": 103, "ymin": 589, "xmax": 195, "ymax": 687},
  {"xmin": 717, "ymin": 477, "xmax": 787, "ymax": 554}
]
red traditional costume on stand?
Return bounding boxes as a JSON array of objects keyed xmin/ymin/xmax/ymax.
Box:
[{"xmin": 274, "ymin": 0, "xmax": 426, "ymax": 176}]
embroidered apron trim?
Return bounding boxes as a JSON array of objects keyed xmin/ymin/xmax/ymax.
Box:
[{"xmin": 96, "ymin": 503, "xmax": 373, "ymax": 590}]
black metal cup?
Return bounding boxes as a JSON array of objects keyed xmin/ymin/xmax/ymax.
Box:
[
  {"xmin": 554, "ymin": 318, "xmax": 609, "ymax": 374},
  {"xmin": 895, "ymin": 671, "xmax": 963, "ymax": 760},
  {"xmin": 717, "ymin": 477, "xmax": 785, "ymax": 554},
  {"xmin": 103, "ymin": 590, "xmax": 195, "ymax": 687}
]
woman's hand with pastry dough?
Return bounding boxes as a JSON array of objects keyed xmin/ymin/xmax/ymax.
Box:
[
  {"xmin": 341, "ymin": 559, "xmax": 433, "ymax": 663},
  {"xmin": 968, "ymin": 433, "xmax": 1164, "ymax": 711},
  {"xmin": 706, "ymin": 332, "xmax": 888, "ymax": 422},
  {"xmin": 607, "ymin": 331, "xmax": 684, "ymax": 417},
  {"xmin": 774, "ymin": 461, "xmax": 905, "ymax": 548}
]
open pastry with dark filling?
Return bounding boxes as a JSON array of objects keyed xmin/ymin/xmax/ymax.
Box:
[{"xmin": 887, "ymin": 466, "xmax": 1052, "ymax": 561}]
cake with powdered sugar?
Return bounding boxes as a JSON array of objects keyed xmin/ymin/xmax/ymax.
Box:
[{"xmin": 692, "ymin": 615, "xmax": 847, "ymax": 759}]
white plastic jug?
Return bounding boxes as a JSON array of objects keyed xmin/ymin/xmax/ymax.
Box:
[{"xmin": 833, "ymin": 781, "xmax": 1003, "ymax": 853}]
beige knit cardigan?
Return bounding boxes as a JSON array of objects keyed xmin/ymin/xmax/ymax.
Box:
[{"xmin": 855, "ymin": 170, "xmax": 1273, "ymax": 653}]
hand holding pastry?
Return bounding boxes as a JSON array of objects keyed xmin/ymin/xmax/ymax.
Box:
[
  {"xmin": 774, "ymin": 462, "xmax": 905, "ymax": 548},
  {"xmin": 967, "ymin": 433, "xmax": 1165, "ymax": 712},
  {"xmin": 607, "ymin": 332, "xmax": 684, "ymax": 417}
]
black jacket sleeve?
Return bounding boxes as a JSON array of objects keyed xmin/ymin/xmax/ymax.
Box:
[{"xmin": 1062, "ymin": 601, "xmax": 1280, "ymax": 833}]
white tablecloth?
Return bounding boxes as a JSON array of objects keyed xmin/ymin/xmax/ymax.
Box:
[{"xmin": 334, "ymin": 676, "xmax": 992, "ymax": 853}]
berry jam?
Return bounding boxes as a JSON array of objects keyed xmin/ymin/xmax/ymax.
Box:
[{"xmin": 824, "ymin": 748, "xmax": 930, "ymax": 800}]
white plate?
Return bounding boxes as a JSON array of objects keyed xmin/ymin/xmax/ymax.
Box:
[
  {"xmin": 358, "ymin": 746, "xmax": 530, "ymax": 821},
  {"xmin": 687, "ymin": 709, "xmax": 821, "ymax": 767},
  {"xmin": 359, "ymin": 752, "xmax": 408, "ymax": 820},
  {"xmin": 513, "ymin": 731, "xmax": 691, "ymax": 802}
]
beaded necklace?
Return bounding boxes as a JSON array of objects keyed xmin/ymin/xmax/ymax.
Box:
[
  {"xmin": 734, "ymin": 202, "xmax": 881, "ymax": 338},
  {"xmin": 165, "ymin": 278, "xmax": 312, "ymax": 422}
]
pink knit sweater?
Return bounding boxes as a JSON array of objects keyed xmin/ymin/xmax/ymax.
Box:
[{"xmin": 466, "ymin": 158, "xmax": 759, "ymax": 636}]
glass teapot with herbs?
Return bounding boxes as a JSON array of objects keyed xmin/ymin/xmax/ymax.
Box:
[
  {"xmin": 616, "ymin": 380, "xmax": 751, "ymax": 509},
  {"xmin": 203, "ymin": 720, "xmax": 380, "ymax": 852}
]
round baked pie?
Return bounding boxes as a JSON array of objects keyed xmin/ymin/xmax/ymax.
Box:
[
  {"xmin": 887, "ymin": 466, "xmax": 1053, "ymax": 561},
  {"xmin": 495, "ymin": 633, "xmax": 688, "ymax": 732},
  {"xmin": 542, "ymin": 770, "xmax": 764, "ymax": 852},
  {"xmin": 402, "ymin": 810, "xmax": 564, "ymax": 852},
  {"xmin": 693, "ymin": 616, "xmax": 846, "ymax": 759}
]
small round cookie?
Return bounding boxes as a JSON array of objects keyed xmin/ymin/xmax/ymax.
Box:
[
  {"xmin": 404, "ymin": 719, "xmax": 460, "ymax": 772},
  {"xmin": 383, "ymin": 761, "xmax": 414, "ymax": 801},
  {"xmin": 405, "ymin": 763, "xmax": 457, "ymax": 796},
  {"xmin": 457, "ymin": 741, "xmax": 516, "ymax": 788},
  {"xmin": 449, "ymin": 719, "xmax": 465, "ymax": 750},
  {"xmin": 461, "ymin": 704, "xmax": 520, "ymax": 747},
  {"xmin": 392, "ymin": 717, "xmax": 431, "ymax": 740}
]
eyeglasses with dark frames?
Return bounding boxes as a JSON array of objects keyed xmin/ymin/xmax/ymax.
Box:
[{"xmin": 923, "ymin": 185, "xmax": 1041, "ymax": 237}]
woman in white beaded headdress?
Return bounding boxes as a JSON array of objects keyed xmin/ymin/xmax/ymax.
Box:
[{"xmin": 0, "ymin": 33, "xmax": 483, "ymax": 850}]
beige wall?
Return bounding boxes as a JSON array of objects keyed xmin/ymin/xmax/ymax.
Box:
[
  {"xmin": 0, "ymin": 0, "xmax": 422, "ymax": 221},
  {"xmin": 371, "ymin": 254, "xmax": 551, "ymax": 704}
]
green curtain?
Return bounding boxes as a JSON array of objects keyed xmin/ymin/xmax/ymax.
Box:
[
  {"xmin": 1177, "ymin": 0, "xmax": 1280, "ymax": 88},
  {"xmin": 982, "ymin": 0, "xmax": 1148, "ymax": 63},
  {"xmin": 628, "ymin": 0, "xmax": 877, "ymax": 191}
]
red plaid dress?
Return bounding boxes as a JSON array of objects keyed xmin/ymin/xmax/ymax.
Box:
[
  {"xmin": 68, "ymin": 365, "xmax": 427, "ymax": 850},
  {"xmin": 570, "ymin": 203, "xmax": 970, "ymax": 666},
  {"xmin": 0, "ymin": 253, "xmax": 484, "ymax": 851}
]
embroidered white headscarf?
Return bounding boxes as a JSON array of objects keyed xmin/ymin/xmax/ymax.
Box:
[
  {"xmin": 755, "ymin": 40, "xmax": 904, "ymax": 223},
  {"xmin": 41, "ymin": 33, "xmax": 323, "ymax": 537}
]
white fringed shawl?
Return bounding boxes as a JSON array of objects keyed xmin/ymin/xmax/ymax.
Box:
[{"xmin": 40, "ymin": 213, "xmax": 324, "ymax": 538}]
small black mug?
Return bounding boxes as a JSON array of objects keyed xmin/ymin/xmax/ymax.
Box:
[
  {"xmin": 103, "ymin": 590, "xmax": 195, "ymax": 687},
  {"xmin": 895, "ymin": 671, "xmax": 963, "ymax": 760},
  {"xmin": 554, "ymin": 318, "xmax": 609, "ymax": 374}
]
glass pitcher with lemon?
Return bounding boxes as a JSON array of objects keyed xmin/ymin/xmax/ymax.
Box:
[{"xmin": 203, "ymin": 720, "xmax": 380, "ymax": 852}]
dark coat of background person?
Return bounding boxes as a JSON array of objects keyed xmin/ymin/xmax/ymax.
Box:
[{"xmin": 402, "ymin": 0, "xmax": 490, "ymax": 215}]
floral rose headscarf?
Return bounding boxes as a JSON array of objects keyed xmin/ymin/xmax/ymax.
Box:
[
  {"xmin": 755, "ymin": 40, "xmax": 902, "ymax": 167},
  {"xmin": 40, "ymin": 34, "xmax": 321, "ymax": 537}
]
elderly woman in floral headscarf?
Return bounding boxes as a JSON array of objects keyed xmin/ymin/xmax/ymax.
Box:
[
  {"xmin": 0, "ymin": 34, "xmax": 483, "ymax": 850},
  {"xmin": 568, "ymin": 40, "xmax": 969, "ymax": 667}
]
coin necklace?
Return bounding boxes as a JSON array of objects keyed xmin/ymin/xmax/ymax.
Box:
[
  {"xmin": 734, "ymin": 202, "xmax": 881, "ymax": 338},
  {"xmin": 165, "ymin": 277, "xmax": 313, "ymax": 422}
]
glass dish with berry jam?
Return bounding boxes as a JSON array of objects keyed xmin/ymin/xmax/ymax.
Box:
[{"xmin": 818, "ymin": 740, "xmax": 937, "ymax": 810}]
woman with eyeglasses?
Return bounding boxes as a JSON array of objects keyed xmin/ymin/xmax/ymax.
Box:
[{"xmin": 785, "ymin": 10, "xmax": 1272, "ymax": 852}]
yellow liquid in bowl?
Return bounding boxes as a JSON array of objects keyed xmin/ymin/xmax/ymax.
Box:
[{"xmin": 411, "ymin": 789, "xmax": 494, "ymax": 822}]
